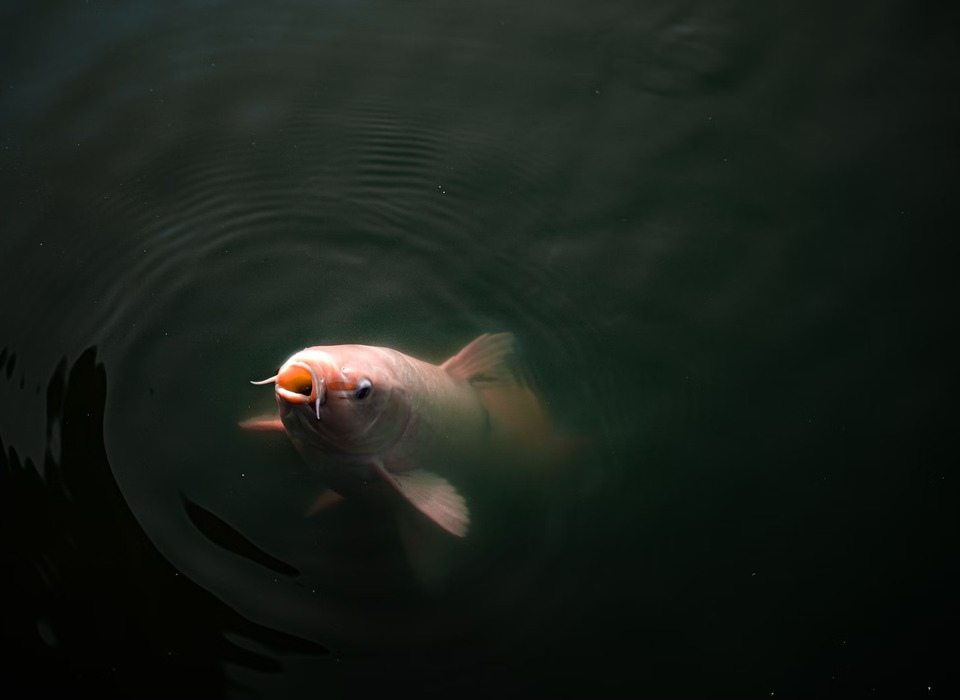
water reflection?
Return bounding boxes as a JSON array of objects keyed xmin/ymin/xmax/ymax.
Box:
[
  {"xmin": 183, "ymin": 496, "xmax": 300, "ymax": 577},
  {"xmin": 0, "ymin": 347, "xmax": 327, "ymax": 698}
]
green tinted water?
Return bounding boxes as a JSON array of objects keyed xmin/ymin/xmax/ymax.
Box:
[{"xmin": 1, "ymin": 1, "xmax": 956, "ymax": 697}]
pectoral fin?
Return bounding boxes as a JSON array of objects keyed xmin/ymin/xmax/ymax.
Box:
[
  {"xmin": 239, "ymin": 416, "xmax": 286, "ymax": 432},
  {"xmin": 305, "ymin": 488, "xmax": 344, "ymax": 516},
  {"xmin": 372, "ymin": 462, "xmax": 469, "ymax": 537}
]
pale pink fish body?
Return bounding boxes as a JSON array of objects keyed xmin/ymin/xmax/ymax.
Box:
[{"xmin": 243, "ymin": 333, "xmax": 538, "ymax": 537}]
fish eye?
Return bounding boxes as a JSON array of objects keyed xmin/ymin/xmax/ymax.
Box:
[{"xmin": 354, "ymin": 379, "xmax": 372, "ymax": 400}]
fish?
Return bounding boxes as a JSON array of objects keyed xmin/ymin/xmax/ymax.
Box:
[{"xmin": 241, "ymin": 333, "xmax": 561, "ymax": 538}]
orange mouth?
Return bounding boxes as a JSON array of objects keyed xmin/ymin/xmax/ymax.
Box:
[
  {"xmin": 250, "ymin": 359, "xmax": 329, "ymax": 420},
  {"xmin": 277, "ymin": 364, "xmax": 314, "ymax": 397},
  {"xmin": 274, "ymin": 363, "xmax": 326, "ymax": 414}
]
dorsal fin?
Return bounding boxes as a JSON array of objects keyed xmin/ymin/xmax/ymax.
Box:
[{"xmin": 440, "ymin": 332, "xmax": 517, "ymax": 385}]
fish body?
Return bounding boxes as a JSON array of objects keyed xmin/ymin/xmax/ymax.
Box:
[{"xmin": 244, "ymin": 333, "xmax": 546, "ymax": 537}]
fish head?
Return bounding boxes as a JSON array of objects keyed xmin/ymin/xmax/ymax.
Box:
[{"xmin": 254, "ymin": 345, "xmax": 410, "ymax": 458}]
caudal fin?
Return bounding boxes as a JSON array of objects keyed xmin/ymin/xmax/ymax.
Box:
[{"xmin": 445, "ymin": 333, "xmax": 577, "ymax": 471}]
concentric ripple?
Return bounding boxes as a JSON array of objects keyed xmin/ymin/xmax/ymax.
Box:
[
  {"xmin": 0, "ymin": 4, "xmax": 630, "ymax": 662},
  {"xmin": 1, "ymin": 0, "xmax": 666, "ymax": 677}
]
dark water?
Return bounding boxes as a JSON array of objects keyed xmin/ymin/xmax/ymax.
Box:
[{"xmin": 2, "ymin": 1, "xmax": 957, "ymax": 698}]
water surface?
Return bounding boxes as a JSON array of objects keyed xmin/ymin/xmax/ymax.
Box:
[{"xmin": 1, "ymin": 1, "xmax": 957, "ymax": 698}]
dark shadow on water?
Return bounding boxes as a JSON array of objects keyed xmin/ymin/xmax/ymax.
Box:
[
  {"xmin": 0, "ymin": 347, "xmax": 328, "ymax": 699},
  {"xmin": 182, "ymin": 496, "xmax": 299, "ymax": 578}
]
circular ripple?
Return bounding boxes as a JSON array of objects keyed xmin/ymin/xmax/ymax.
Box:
[{"xmin": 4, "ymin": 0, "xmax": 627, "ymax": 657}]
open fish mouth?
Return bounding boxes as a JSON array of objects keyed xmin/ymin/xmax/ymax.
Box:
[{"xmin": 252, "ymin": 361, "xmax": 326, "ymax": 419}]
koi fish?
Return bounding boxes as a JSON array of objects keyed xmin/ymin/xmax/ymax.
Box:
[{"xmin": 241, "ymin": 333, "xmax": 559, "ymax": 538}]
